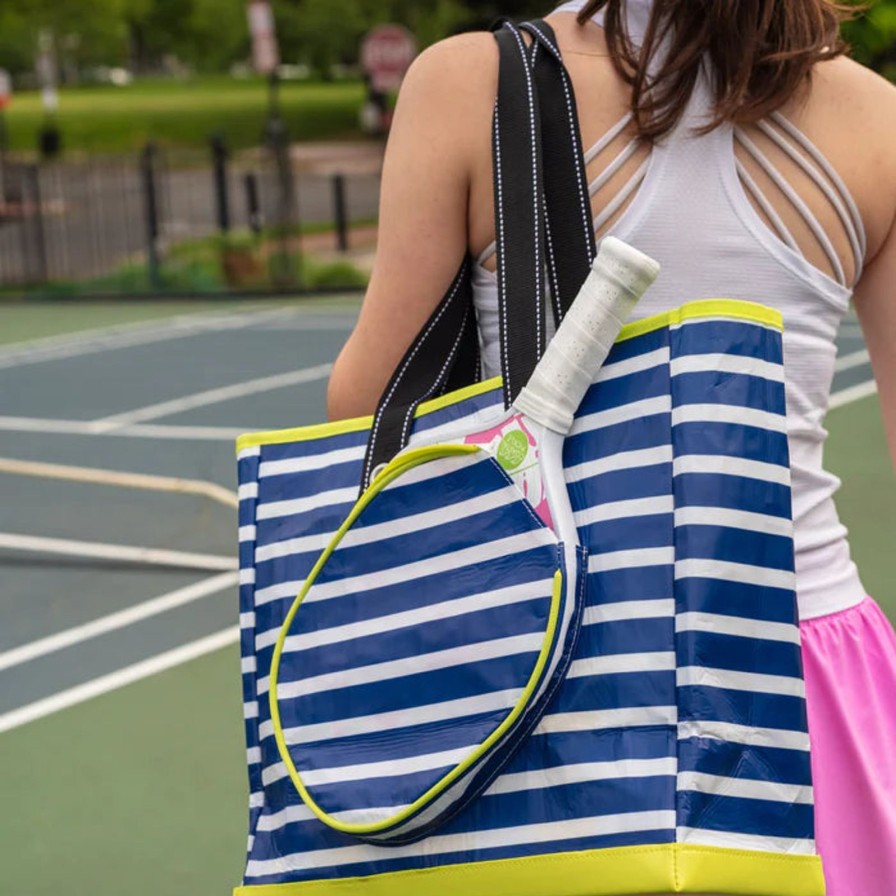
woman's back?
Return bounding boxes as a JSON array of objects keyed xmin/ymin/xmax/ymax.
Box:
[
  {"xmin": 465, "ymin": 3, "xmax": 896, "ymax": 622},
  {"xmin": 467, "ymin": 7, "xmax": 895, "ymax": 278},
  {"xmin": 326, "ymin": 3, "xmax": 896, "ymax": 892}
]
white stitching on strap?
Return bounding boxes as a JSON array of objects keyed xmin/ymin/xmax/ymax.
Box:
[
  {"xmin": 494, "ymin": 99, "xmax": 511, "ymax": 395},
  {"xmin": 365, "ymin": 266, "xmax": 463, "ymax": 484},
  {"xmin": 399, "ymin": 282, "xmax": 472, "ymax": 448},
  {"xmin": 528, "ymin": 37, "xmax": 563, "ymax": 323},
  {"xmin": 527, "ymin": 21, "xmax": 594, "ymax": 267},
  {"xmin": 508, "ymin": 23, "xmax": 545, "ymax": 360}
]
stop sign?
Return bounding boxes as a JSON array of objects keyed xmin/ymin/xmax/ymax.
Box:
[{"xmin": 361, "ymin": 25, "xmax": 417, "ymax": 92}]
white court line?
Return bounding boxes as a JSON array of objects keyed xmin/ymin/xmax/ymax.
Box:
[
  {"xmin": 0, "ymin": 305, "xmax": 359, "ymax": 371},
  {"xmin": 0, "ymin": 415, "xmax": 244, "ymax": 441},
  {"xmin": 828, "ymin": 380, "xmax": 878, "ymax": 410},
  {"xmin": 0, "ymin": 532, "xmax": 238, "ymax": 572},
  {"xmin": 833, "ymin": 349, "xmax": 870, "ymax": 373},
  {"xmin": 0, "ymin": 457, "xmax": 238, "ymax": 508},
  {"xmin": 247, "ymin": 318, "xmax": 357, "ymax": 332},
  {"xmin": 0, "ymin": 307, "xmax": 294, "ymax": 371},
  {"xmin": 0, "ymin": 572, "xmax": 239, "ymax": 673},
  {"xmin": 93, "ymin": 364, "xmax": 333, "ymax": 431},
  {"xmin": 0, "ymin": 627, "xmax": 239, "ymax": 735}
]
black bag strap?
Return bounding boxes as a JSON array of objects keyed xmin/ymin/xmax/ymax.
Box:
[
  {"xmin": 521, "ymin": 19, "xmax": 596, "ymax": 320},
  {"xmin": 360, "ymin": 19, "xmax": 593, "ymax": 492},
  {"xmin": 359, "ymin": 256, "xmax": 475, "ymax": 490},
  {"xmin": 492, "ymin": 20, "xmax": 548, "ymax": 407}
]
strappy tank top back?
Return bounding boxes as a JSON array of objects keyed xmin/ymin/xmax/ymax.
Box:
[{"xmin": 473, "ymin": 0, "xmax": 868, "ymax": 621}]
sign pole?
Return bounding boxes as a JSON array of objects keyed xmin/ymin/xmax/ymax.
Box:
[
  {"xmin": 246, "ymin": 0, "xmax": 282, "ymax": 139},
  {"xmin": 0, "ymin": 69, "xmax": 12, "ymax": 201},
  {"xmin": 246, "ymin": 0, "xmax": 300, "ymax": 288}
]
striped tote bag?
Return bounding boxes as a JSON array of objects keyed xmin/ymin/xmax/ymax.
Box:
[
  {"xmin": 234, "ymin": 20, "xmax": 823, "ymax": 896},
  {"xmin": 236, "ymin": 301, "xmax": 822, "ymax": 896}
]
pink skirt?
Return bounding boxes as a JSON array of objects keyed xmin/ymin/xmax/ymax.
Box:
[{"xmin": 801, "ymin": 597, "xmax": 896, "ymax": 895}]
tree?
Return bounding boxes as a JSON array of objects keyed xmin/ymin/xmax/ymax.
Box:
[
  {"xmin": 0, "ymin": 0, "xmax": 130, "ymax": 78},
  {"xmin": 843, "ymin": 0, "xmax": 896, "ymax": 78},
  {"xmin": 124, "ymin": 0, "xmax": 247, "ymax": 74}
]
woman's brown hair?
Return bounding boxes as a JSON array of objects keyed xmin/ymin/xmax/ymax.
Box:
[{"xmin": 576, "ymin": 0, "xmax": 858, "ymax": 140}]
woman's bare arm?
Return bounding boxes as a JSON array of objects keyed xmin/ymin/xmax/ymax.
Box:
[
  {"xmin": 846, "ymin": 64, "xmax": 896, "ymax": 470},
  {"xmin": 327, "ymin": 33, "xmax": 497, "ymax": 421},
  {"xmin": 854, "ymin": 212, "xmax": 896, "ymax": 469}
]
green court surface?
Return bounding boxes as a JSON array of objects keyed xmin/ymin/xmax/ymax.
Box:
[
  {"xmin": 826, "ymin": 398, "xmax": 895, "ymax": 614},
  {"xmin": 0, "ymin": 300, "xmax": 891, "ymax": 896},
  {"xmin": 0, "ymin": 297, "xmax": 363, "ymax": 347},
  {"xmin": 0, "ymin": 647, "xmax": 248, "ymax": 896},
  {"xmin": 0, "ymin": 302, "xmax": 236, "ymax": 346}
]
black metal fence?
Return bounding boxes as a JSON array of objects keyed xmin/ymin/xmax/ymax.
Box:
[{"xmin": 0, "ymin": 138, "xmax": 380, "ymax": 297}]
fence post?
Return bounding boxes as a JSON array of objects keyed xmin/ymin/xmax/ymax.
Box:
[
  {"xmin": 0, "ymin": 109, "xmax": 8, "ymax": 201},
  {"xmin": 244, "ymin": 172, "xmax": 262, "ymax": 236},
  {"xmin": 140, "ymin": 141, "xmax": 161, "ymax": 290},
  {"xmin": 210, "ymin": 134, "xmax": 230, "ymax": 235},
  {"xmin": 25, "ymin": 164, "xmax": 48, "ymax": 285},
  {"xmin": 267, "ymin": 118, "xmax": 300, "ymax": 289},
  {"xmin": 332, "ymin": 173, "xmax": 349, "ymax": 252}
]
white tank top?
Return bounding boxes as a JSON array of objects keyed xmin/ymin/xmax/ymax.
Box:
[{"xmin": 473, "ymin": 0, "xmax": 867, "ymax": 621}]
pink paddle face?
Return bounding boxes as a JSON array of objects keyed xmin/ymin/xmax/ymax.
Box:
[
  {"xmin": 461, "ymin": 239, "xmax": 660, "ymax": 539},
  {"xmin": 464, "ymin": 412, "xmax": 553, "ymax": 529}
]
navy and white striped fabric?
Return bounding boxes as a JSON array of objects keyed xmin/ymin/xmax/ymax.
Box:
[
  {"xmin": 270, "ymin": 447, "xmax": 585, "ymax": 843},
  {"xmin": 236, "ymin": 304, "xmax": 812, "ymax": 887}
]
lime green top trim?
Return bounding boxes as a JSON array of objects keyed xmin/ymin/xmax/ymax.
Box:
[
  {"xmin": 234, "ymin": 843, "xmax": 824, "ymax": 896},
  {"xmin": 268, "ymin": 443, "xmax": 564, "ymax": 837},
  {"xmin": 616, "ymin": 298, "xmax": 783, "ymax": 343},
  {"xmin": 235, "ymin": 377, "xmax": 504, "ymax": 453},
  {"xmin": 236, "ymin": 299, "xmax": 782, "ymax": 453}
]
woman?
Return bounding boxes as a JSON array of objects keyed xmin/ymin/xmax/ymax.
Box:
[{"xmin": 328, "ymin": 1, "xmax": 896, "ymax": 892}]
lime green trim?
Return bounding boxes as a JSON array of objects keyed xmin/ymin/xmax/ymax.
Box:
[
  {"xmin": 238, "ymin": 414, "xmax": 372, "ymax": 452},
  {"xmin": 236, "ymin": 377, "xmax": 504, "ymax": 453},
  {"xmin": 418, "ymin": 375, "xmax": 503, "ymax": 415},
  {"xmin": 234, "ymin": 843, "xmax": 825, "ymax": 896},
  {"xmin": 616, "ymin": 298, "xmax": 783, "ymax": 343},
  {"xmin": 234, "ymin": 844, "xmax": 824, "ymax": 896},
  {"xmin": 268, "ymin": 443, "xmax": 564, "ymax": 837},
  {"xmin": 237, "ymin": 299, "xmax": 782, "ymax": 453}
]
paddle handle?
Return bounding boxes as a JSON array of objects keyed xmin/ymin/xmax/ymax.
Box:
[{"xmin": 513, "ymin": 237, "xmax": 660, "ymax": 434}]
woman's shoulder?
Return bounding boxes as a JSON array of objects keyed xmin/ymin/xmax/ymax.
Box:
[
  {"xmin": 391, "ymin": 31, "xmax": 497, "ymax": 151},
  {"xmin": 400, "ymin": 31, "xmax": 498, "ymax": 103},
  {"xmin": 790, "ymin": 57, "xmax": 896, "ymax": 259},
  {"xmin": 808, "ymin": 55, "xmax": 896, "ymax": 124}
]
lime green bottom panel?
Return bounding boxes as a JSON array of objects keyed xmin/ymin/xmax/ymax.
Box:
[{"xmin": 234, "ymin": 844, "xmax": 825, "ymax": 896}]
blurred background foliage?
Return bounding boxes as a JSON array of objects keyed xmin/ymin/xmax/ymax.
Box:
[{"xmin": 0, "ymin": 0, "xmax": 892, "ymax": 82}]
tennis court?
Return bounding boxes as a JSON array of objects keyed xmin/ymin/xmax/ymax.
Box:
[{"xmin": 0, "ymin": 298, "xmax": 892, "ymax": 896}]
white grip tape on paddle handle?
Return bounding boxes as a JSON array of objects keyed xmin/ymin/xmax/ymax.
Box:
[{"xmin": 513, "ymin": 237, "xmax": 660, "ymax": 434}]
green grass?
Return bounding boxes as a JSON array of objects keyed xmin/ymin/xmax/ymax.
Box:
[
  {"xmin": 1, "ymin": 244, "xmax": 369, "ymax": 300},
  {"xmin": 2, "ymin": 77, "xmax": 366, "ymax": 154}
]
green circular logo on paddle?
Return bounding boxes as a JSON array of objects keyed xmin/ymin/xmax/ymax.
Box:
[{"xmin": 496, "ymin": 430, "xmax": 529, "ymax": 471}]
